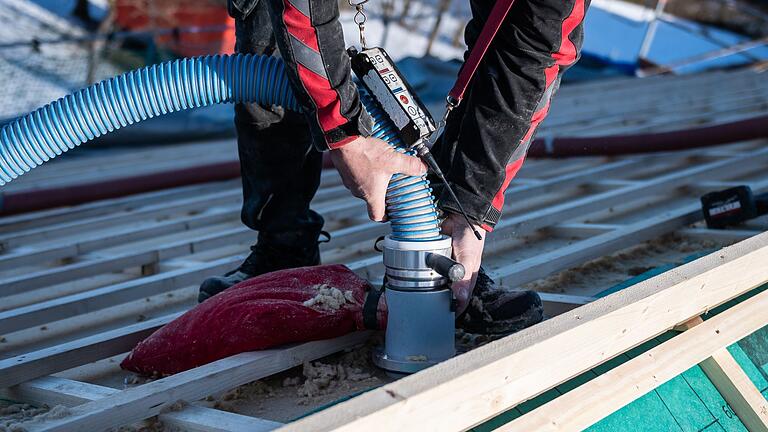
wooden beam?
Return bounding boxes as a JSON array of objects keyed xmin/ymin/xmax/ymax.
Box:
[
  {"xmin": 672, "ymin": 315, "xmax": 704, "ymax": 332},
  {"xmin": 0, "ymin": 198, "xmax": 364, "ymax": 298},
  {"xmin": 278, "ymin": 232, "xmax": 768, "ymax": 432},
  {"xmin": 680, "ymin": 227, "xmax": 763, "ymax": 243},
  {"xmin": 700, "ymin": 349, "xmax": 768, "ymax": 432},
  {"xmin": 548, "ymin": 223, "xmax": 619, "ymax": 238},
  {"xmin": 0, "ymin": 209, "xmax": 237, "ymax": 270},
  {"xmin": 0, "ymin": 189, "xmax": 241, "ymax": 250},
  {"xmin": 501, "ymin": 287, "xmax": 768, "ymax": 431},
  {"xmin": 26, "ymin": 332, "xmax": 370, "ymax": 432},
  {"xmin": 0, "ymin": 258, "xmax": 237, "ymax": 334},
  {"xmin": 487, "ymin": 148, "xmax": 768, "ymax": 247},
  {"xmin": 0, "ymin": 181, "xmax": 235, "ymax": 234},
  {"xmin": 0, "ymin": 313, "xmax": 182, "ymax": 388},
  {"xmin": 1, "ymin": 376, "xmax": 282, "ymax": 432},
  {"xmin": 491, "ymin": 201, "xmax": 701, "ymax": 285}
]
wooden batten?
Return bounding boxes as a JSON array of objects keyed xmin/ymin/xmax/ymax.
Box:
[{"xmin": 282, "ymin": 233, "xmax": 768, "ymax": 431}]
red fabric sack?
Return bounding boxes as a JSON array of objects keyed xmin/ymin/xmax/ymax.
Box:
[{"xmin": 121, "ymin": 264, "xmax": 384, "ymax": 376}]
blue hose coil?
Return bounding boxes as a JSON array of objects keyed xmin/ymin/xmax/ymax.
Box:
[{"xmin": 0, "ymin": 54, "xmax": 440, "ymax": 241}]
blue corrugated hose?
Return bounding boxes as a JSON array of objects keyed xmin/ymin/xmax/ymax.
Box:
[{"xmin": 0, "ymin": 54, "xmax": 440, "ymax": 241}]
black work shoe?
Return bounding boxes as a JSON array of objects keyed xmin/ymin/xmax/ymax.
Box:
[
  {"xmin": 457, "ymin": 267, "xmax": 544, "ymax": 335},
  {"xmin": 197, "ymin": 231, "xmax": 329, "ymax": 303}
]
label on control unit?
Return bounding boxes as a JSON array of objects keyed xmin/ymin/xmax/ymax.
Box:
[{"xmin": 350, "ymin": 47, "xmax": 436, "ymax": 147}]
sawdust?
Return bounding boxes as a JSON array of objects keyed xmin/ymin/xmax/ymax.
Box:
[
  {"xmin": 221, "ymin": 381, "xmax": 274, "ymax": 402},
  {"xmin": 197, "ymin": 343, "xmax": 386, "ymax": 421},
  {"xmin": 0, "ymin": 400, "xmax": 176, "ymax": 432},
  {"xmin": 158, "ymin": 400, "xmax": 188, "ymax": 414},
  {"xmin": 211, "ymin": 380, "xmax": 275, "ymax": 413},
  {"xmin": 123, "ymin": 373, "xmax": 159, "ymax": 387},
  {"xmin": 282, "ymin": 377, "xmax": 301, "ymax": 387},
  {"xmin": 113, "ymin": 418, "xmax": 177, "ymax": 432},
  {"xmin": 0, "ymin": 404, "xmax": 71, "ymax": 432},
  {"xmin": 524, "ymin": 233, "xmax": 720, "ymax": 295},
  {"xmin": 302, "ymin": 284, "xmax": 356, "ymax": 311},
  {"xmin": 296, "ymin": 347, "xmax": 375, "ymax": 403}
]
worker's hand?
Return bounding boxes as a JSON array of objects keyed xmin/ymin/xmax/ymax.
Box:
[
  {"xmin": 330, "ymin": 136, "xmax": 427, "ymax": 221},
  {"xmin": 442, "ymin": 212, "xmax": 486, "ymax": 314}
]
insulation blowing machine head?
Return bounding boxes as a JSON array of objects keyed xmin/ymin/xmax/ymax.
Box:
[{"xmin": 349, "ymin": 46, "xmax": 473, "ymax": 374}]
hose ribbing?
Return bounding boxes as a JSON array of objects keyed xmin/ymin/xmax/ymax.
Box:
[
  {"xmin": 0, "ymin": 54, "xmax": 440, "ymax": 241},
  {"xmin": 0, "ymin": 54, "xmax": 298, "ymax": 185},
  {"xmin": 359, "ymin": 88, "xmax": 441, "ymax": 241}
]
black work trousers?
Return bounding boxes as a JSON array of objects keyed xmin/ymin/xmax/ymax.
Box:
[{"xmin": 230, "ymin": 0, "xmax": 325, "ymax": 246}]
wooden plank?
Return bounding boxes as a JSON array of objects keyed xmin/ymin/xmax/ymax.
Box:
[
  {"xmin": 1, "ymin": 376, "xmax": 282, "ymax": 432},
  {"xmin": 0, "ymin": 181, "xmax": 236, "ymax": 234},
  {"xmin": 0, "ymin": 313, "xmax": 182, "ymax": 388},
  {"xmin": 549, "ymin": 90, "xmax": 768, "ymax": 137},
  {"xmin": 0, "ymin": 167, "xmax": 339, "ymax": 234},
  {"xmin": 488, "ymin": 148, "xmax": 768, "ymax": 247},
  {"xmin": 0, "ymin": 249, "xmax": 163, "ymax": 296},
  {"xmin": 491, "ymin": 201, "xmax": 701, "ymax": 285},
  {"xmin": 501, "ymin": 288, "xmax": 768, "ymax": 431},
  {"xmin": 0, "ymin": 181, "xmax": 352, "ymax": 254},
  {"xmin": 0, "ymin": 257, "xmax": 238, "ymax": 334},
  {"xmin": 680, "ymin": 227, "xmax": 763, "ymax": 243},
  {"xmin": 0, "ymin": 190, "xmax": 242, "ymax": 250},
  {"xmin": 0, "ymin": 226, "xmax": 249, "ymax": 296},
  {"xmin": 0, "ymin": 209, "xmax": 238, "ymax": 270},
  {"xmin": 278, "ymin": 232, "xmax": 768, "ymax": 432},
  {"xmin": 550, "ymin": 75, "xmax": 764, "ymax": 117},
  {"xmin": 700, "ymin": 348, "xmax": 768, "ymax": 432},
  {"xmin": 553, "ymin": 68, "xmax": 756, "ymax": 102},
  {"xmin": 27, "ymin": 332, "xmax": 371, "ymax": 432},
  {"xmin": 546, "ymin": 85, "xmax": 768, "ymax": 136},
  {"xmin": 548, "ymin": 222, "xmax": 619, "ymax": 238},
  {"xmin": 0, "ymin": 196, "xmax": 366, "ymax": 296}
]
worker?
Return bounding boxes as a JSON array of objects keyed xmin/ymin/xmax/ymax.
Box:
[{"xmin": 199, "ymin": 0, "xmax": 588, "ymax": 335}]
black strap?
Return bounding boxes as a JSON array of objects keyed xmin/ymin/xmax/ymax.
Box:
[{"xmin": 363, "ymin": 280, "xmax": 385, "ymax": 330}]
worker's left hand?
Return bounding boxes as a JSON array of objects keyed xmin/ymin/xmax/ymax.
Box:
[{"xmin": 441, "ymin": 212, "xmax": 486, "ymax": 314}]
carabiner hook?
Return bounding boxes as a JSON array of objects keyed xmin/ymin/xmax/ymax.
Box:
[{"xmin": 347, "ymin": 0, "xmax": 369, "ymax": 48}]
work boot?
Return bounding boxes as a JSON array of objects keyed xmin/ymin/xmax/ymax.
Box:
[
  {"xmin": 197, "ymin": 231, "xmax": 328, "ymax": 303},
  {"xmin": 457, "ymin": 267, "xmax": 544, "ymax": 335}
]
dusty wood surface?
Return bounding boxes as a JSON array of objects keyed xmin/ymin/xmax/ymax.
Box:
[
  {"xmin": 282, "ymin": 233, "xmax": 768, "ymax": 432},
  {"xmin": 501, "ymin": 288, "xmax": 768, "ymax": 432}
]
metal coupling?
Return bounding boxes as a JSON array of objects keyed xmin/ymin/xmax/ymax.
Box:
[{"xmin": 382, "ymin": 235, "xmax": 464, "ymax": 290}]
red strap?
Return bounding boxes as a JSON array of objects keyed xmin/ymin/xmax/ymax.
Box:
[{"xmin": 447, "ymin": 0, "xmax": 516, "ymax": 106}]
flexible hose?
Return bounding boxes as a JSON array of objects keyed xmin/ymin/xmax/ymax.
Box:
[{"xmin": 0, "ymin": 54, "xmax": 440, "ymax": 241}]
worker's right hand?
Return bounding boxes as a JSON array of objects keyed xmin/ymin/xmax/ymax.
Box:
[{"xmin": 330, "ymin": 136, "xmax": 427, "ymax": 221}]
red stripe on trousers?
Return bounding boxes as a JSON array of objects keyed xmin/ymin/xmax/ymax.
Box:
[
  {"xmin": 296, "ymin": 63, "xmax": 349, "ymax": 132},
  {"xmin": 488, "ymin": 0, "xmax": 585, "ymax": 214},
  {"xmin": 282, "ymin": 0, "xmax": 319, "ymax": 51}
]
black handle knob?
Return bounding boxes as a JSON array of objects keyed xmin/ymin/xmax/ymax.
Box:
[{"xmin": 426, "ymin": 253, "xmax": 465, "ymax": 282}]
